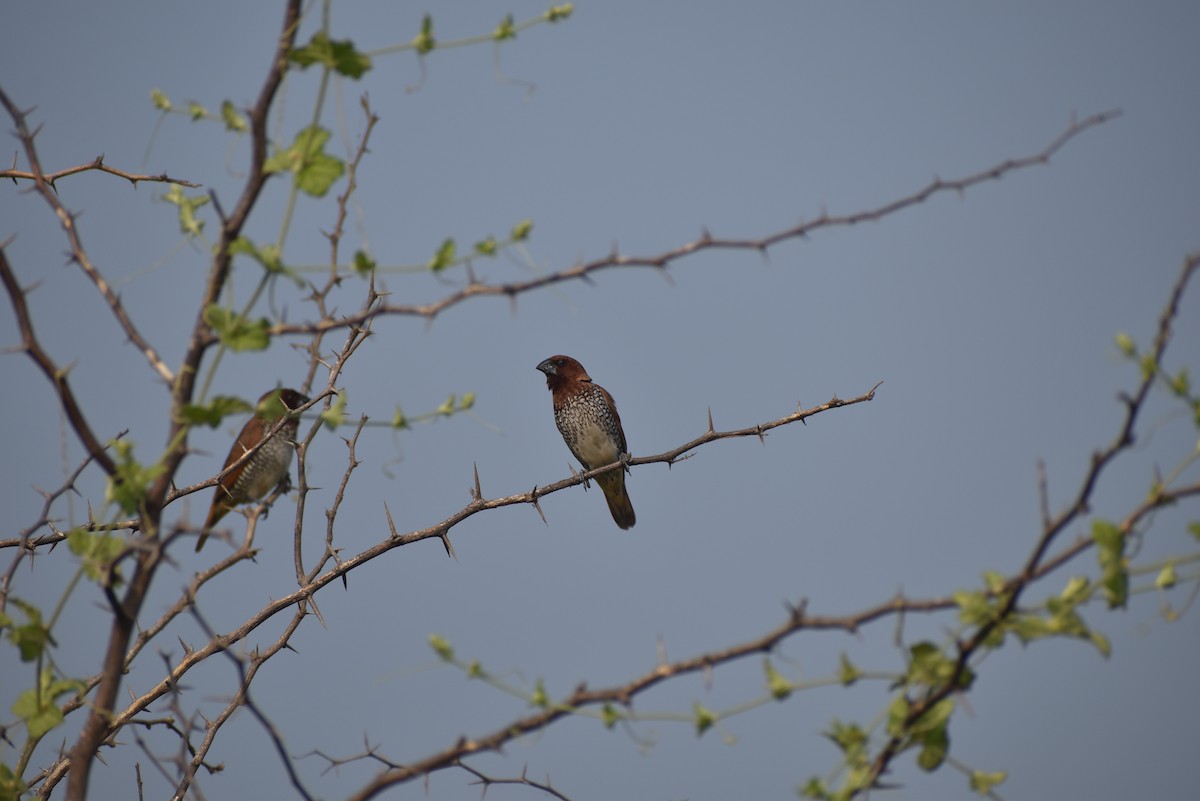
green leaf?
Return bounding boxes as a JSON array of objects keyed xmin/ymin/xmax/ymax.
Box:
[
  {"xmin": 203, "ymin": 305, "xmax": 272, "ymax": 352},
  {"xmin": 911, "ymin": 697, "xmax": 955, "ymax": 736},
  {"xmin": 264, "ymin": 126, "xmax": 345, "ymax": 197},
  {"xmin": 1089, "ymin": 629, "xmax": 1112, "ymax": 659},
  {"xmin": 163, "ymin": 183, "xmax": 209, "ymax": 237},
  {"xmin": 466, "ymin": 659, "xmax": 483, "ymax": 679},
  {"xmin": 1188, "ymin": 522, "xmax": 1200, "ymax": 542},
  {"xmin": 474, "ymin": 235, "xmax": 497, "ymax": 256},
  {"xmin": 511, "ymin": 218, "xmax": 534, "ymax": 241},
  {"xmin": 428, "ymin": 633, "xmax": 453, "ymax": 661},
  {"xmin": 427, "ymin": 238, "xmax": 457, "ymax": 272},
  {"xmin": 885, "ymin": 694, "xmax": 909, "ymax": 737},
  {"xmin": 493, "ymin": 14, "xmax": 516, "ymax": 41},
  {"xmin": 105, "ymin": 438, "xmax": 165, "ymax": 515},
  {"xmin": 954, "ymin": 589, "xmax": 992, "ymax": 626},
  {"xmin": 435, "ymin": 394, "xmax": 456, "ymax": 417},
  {"xmin": 823, "ymin": 720, "xmax": 867, "ymax": 755},
  {"xmin": 412, "ymin": 14, "xmax": 435, "ymax": 54},
  {"xmin": 692, "ymin": 701, "xmax": 716, "ymax": 736},
  {"xmin": 353, "ymin": 249, "xmax": 376, "ymax": 275},
  {"xmin": 187, "ymin": 101, "xmax": 208, "ymax": 121},
  {"xmin": 1155, "ymin": 561, "xmax": 1177, "ymax": 590},
  {"xmin": 320, "ymin": 391, "xmax": 347, "ymax": 430},
  {"xmin": 1114, "ymin": 331, "xmax": 1136, "ymax": 357},
  {"xmin": 0, "ymin": 761, "xmax": 29, "ymax": 800},
  {"xmin": 970, "ymin": 770, "xmax": 1007, "ymax": 795},
  {"xmin": 1140, "ymin": 353, "xmax": 1158, "ymax": 381},
  {"xmin": 1060, "ymin": 575, "xmax": 1090, "ymax": 604},
  {"xmin": 917, "ymin": 724, "xmax": 949, "ymax": 772},
  {"xmin": 981, "ymin": 570, "xmax": 1007, "ymax": 594},
  {"xmin": 763, "ymin": 658, "xmax": 791, "ymax": 700},
  {"xmin": 458, "ymin": 392, "xmax": 476, "ymax": 411},
  {"xmin": 150, "ymin": 88, "xmax": 172, "ymax": 111},
  {"xmin": 11, "ymin": 669, "xmax": 85, "ymax": 739},
  {"xmin": 1169, "ymin": 367, "xmax": 1190, "ymax": 397},
  {"xmin": 531, "ymin": 679, "xmax": 549, "ymax": 708},
  {"xmin": 1092, "ymin": 519, "xmax": 1128, "ymax": 609},
  {"xmin": 546, "ymin": 3, "xmax": 574, "ymax": 22},
  {"xmin": 6, "ymin": 599, "xmax": 53, "ymax": 662},
  {"xmin": 220, "ymin": 100, "xmax": 247, "ymax": 133},
  {"xmin": 391, "ymin": 405, "xmax": 409, "ymax": 430},
  {"xmin": 13, "ymin": 686, "xmax": 64, "ymax": 739},
  {"xmin": 800, "ymin": 777, "xmax": 829, "ymax": 800},
  {"xmin": 289, "ymin": 31, "xmax": 372, "ymax": 78},
  {"xmin": 180, "ymin": 395, "xmax": 254, "ymax": 428},
  {"xmin": 68, "ymin": 528, "xmax": 126, "ymax": 584},
  {"xmin": 229, "ymin": 236, "xmax": 302, "ymax": 286},
  {"xmin": 601, "ymin": 702, "xmax": 621, "ymax": 729},
  {"xmin": 1010, "ymin": 613, "xmax": 1052, "ymax": 643},
  {"xmin": 837, "ymin": 652, "xmax": 861, "ymax": 685}
]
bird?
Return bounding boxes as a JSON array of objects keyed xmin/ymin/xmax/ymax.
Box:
[
  {"xmin": 536, "ymin": 355, "xmax": 636, "ymax": 529},
  {"xmin": 195, "ymin": 387, "xmax": 309, "ymax": 551}
]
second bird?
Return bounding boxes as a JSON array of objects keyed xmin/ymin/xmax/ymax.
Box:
[
  {"xmin": 537, "ymin": 355, "xmax": 636, "ymax": 530},
  {"xmin": 196, "ymin": 387, "xmax": 309, "ymax": 551}
]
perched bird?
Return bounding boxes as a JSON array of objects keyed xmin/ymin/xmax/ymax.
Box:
[
  {"xmin": 537, "ymin": 355, "xmax": 636, "ymax": 529},
  {"xmin": 195, "ymin": 388, "xmax": 309, "ymax": 551}
]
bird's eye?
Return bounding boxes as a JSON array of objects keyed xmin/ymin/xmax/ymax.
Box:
[{"xmin": 556, "ymin": 359, "xmax": 565, "ymax": 366}]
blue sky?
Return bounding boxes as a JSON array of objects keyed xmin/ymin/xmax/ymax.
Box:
[{"xmin": 2, "ymin": 3, "xmax": 1198, "ymax": 800}]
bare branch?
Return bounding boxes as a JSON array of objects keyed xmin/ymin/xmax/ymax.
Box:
[
  {"xmin": 0, "ymin": 154, "xmax": 199, "ymax": 188},
  {"xmin": 0, "ymin": 247, "xmax": 119, "ymax": 476},
  {"xmin": 0, "ymin": 86, "xmax": 176, "ymax": 386},
  {"xmin": 267, "ymin": 111, "xmax": 1122, "ymax": 337}
]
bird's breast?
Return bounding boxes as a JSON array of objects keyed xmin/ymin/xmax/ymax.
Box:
[{"xmin": 554, "ymin": 392, "xmax": 621, "ymax": 469}]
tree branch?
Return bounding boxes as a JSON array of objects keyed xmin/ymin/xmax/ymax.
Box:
[
  {"xmin": 0, "ymin": 86, "xmax": 176, "ymax": 386},
  {"xmin": 264, "ymin": 110, "xmax": 1122, "ymax": 337},
  {"xmin": 1, "ymin": 154, "xmax": 199, "ymax": 189}
]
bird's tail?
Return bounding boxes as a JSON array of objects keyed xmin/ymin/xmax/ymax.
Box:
[{"xmin": 598, "ymin": 473, "xmax": 636, "ymax": 530}]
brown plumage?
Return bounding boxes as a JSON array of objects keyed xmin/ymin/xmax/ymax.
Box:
[
  {"xmin": 537, "ymin": 355, "xmax": 636, "ymax": 530},
  {"xmin": 196, "ymin": 388, "xmax": 309, "ymax": 551}
]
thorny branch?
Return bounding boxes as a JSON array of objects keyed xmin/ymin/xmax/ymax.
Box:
[
  {"xmin": 25, "ymin": 387, "xmax": 878, "ymax": 796},
  {"xmin": 264, "ymin": 110, "xmax": 1122, "ymax": 337},
  {"xmin": 0, "ymin": 86, "xmax": 176, "ymax": 386},
  {"xmin": 1, "ymin": 154, "xmax": 199, "ymax": 189},
  {"xmin": 859, "ymin": 252, "xmax": 1200, "ymax": 791}
]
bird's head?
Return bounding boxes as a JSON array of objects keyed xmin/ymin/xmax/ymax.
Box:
[
  {"xmin": 537, "ymin": 355, "xmax": 590, "ymax": 388},
  {"xmin": 255, "ymin": 388, "xmax": 310, "ymax": 419}
]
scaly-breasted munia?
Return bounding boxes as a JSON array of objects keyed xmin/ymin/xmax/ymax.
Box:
[
  {"xmin": 195, "ymin": 387, "xmax": 309, "ymax": 551},
  {"xmin": 537, "ymin": 355, "xmax": 636, "ymax": 530}
]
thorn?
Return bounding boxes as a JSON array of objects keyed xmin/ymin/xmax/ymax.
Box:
[
  {"xmin": 706, "ymin": 407, "xmax": 714, "ymax": 434},
  {"xmin": 530, "ymin": 486, "xmax": 548, "ymax": 526},
  {"xmin": 439, "ymin": 531, "xmax": 457, "ymax": 560},
  {"xmin": 306, "ymin": 595, "xmax": 327, "ymax": 628},
  {"xmin": 698, "ymin": 226, "xmax": 712, "ymax": 244},
  {"xmin": 756, "ymin": 425, "xmax": 766, "ymax": 445},
  {"xmin": 383, "ymin": 502, "xmax": 399, "ymax": 538},
  {"xmin": 471, "ymin": 462, "xmax": 482, "ymax": 501}
]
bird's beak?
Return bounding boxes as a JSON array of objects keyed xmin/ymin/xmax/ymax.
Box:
[{"xmin": 536, "ymin": 359, "xmax": 556, "ymax": 375}]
